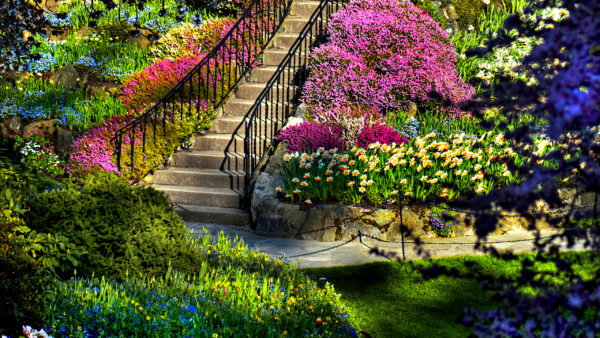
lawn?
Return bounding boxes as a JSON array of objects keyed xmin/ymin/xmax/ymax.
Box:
[{"xmin": 303, "ymin": 251, "xmax": 600, "ymax": 337}]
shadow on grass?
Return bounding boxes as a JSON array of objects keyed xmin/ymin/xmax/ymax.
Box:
[{"xmin": 303, "ymin": 260, "xmax": 498, "ymax": 338}]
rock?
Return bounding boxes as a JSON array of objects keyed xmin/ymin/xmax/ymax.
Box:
[
  {"xmin": 251, "ymin": 172, "xmax": 286, "ymax": 223},
  {"xmin": 264, "ymin": 142, "xmax": 287, "ymax": 175},
  {"xmin": 75, "ymin": 27, "xmax": 95, "ymax": 39},
  {"xmin": 55, "ymin": 126, "xmax": 74, "ymax": 155},
  {"xmin": 128, "ymin": 29, "xmax": 153, "ymax": 49},
  {"xmin": 50, "ymin": 64, "xmax": 81, "ymax": 89},
  {"xmin": 86, "ymin": 83, "xmax": 117, "ymax": 99},
  {"xmin": 23, "ymin": 119, "xmax": 57, "ymax": 140},
  {"xmin": 294, "ymin": 103, "xmax": 308, "ymax": 119},
  {"xmin": 1, "ymin": 116, "xmax": 22, "ymax": 135},
  {"xmin": 41, "ymin": 0, "xmax": 72, "ymax": 12},
  {"xmin": 48, "ymin": 29, "xmax": 70, "ymax": 41},
  {"xmin": 361, "ymin": 208, "xmax": 395, "ymax": 229},
  {"xmin": 445, "ymin": 5, "xmax": 458, "ymax": 20},
  {"xmin": 283, "ymin": 116, "xmax": 304, "ymax": 128}
]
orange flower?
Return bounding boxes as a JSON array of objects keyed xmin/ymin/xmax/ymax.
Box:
[
  {"xmin": 326, "ymin": 177, "xmax": 333, "ymax": 182},
  {"xmin": 348, "ymin": 181, "xmax": 355, "ymax": 187},
  {"xmin": 301, "ymin": 181, "xmax": 308, "ymax": 187}
]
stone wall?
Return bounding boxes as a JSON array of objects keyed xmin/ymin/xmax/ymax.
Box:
[{"xmin": 251, "ymin": 169, "xmax": 591, "ymax": 242}]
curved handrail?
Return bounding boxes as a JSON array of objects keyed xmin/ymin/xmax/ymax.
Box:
[
  {"xmin": 243, "ymin": 0, "xmax": 346, "ymax": 195},
  {"xmin": 112, "ymin": 0, "xmax": 293, "ymax": 177}
]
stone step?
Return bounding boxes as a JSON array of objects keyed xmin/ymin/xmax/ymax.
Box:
[
  {"xmin": 222, "ymin": 98, "xmax": 295, "ymax": 117},
  {"xmin": 234, "ymin": 82, "xmax": 298, "ymax": 101},
  {"xmin": 192, "ymin": 133, "xmax": 245, "ymax": 152},
  {"xmin": 209, "ymin": 115, "xmax": 282, "ymax": 135},
  {"xmin": 289, "ymin": 1, "xmax": 321, "ymax": 17},
  {"xmin": 154, "ymin": 185, "xmax": 243, "ymax": 208},
  {"xmin": 281, "ymin": 17, "xmax": 310, "ymax": 34},
  {"xmin": 248, "ymin": 65, "xmax": 300, "ymax": 83},
  {"xmin": 172, "ymin": 150, "xmax": 249, "ymax": 171},
  {"xmin": 176, "ymin": 205, "xmax": 251, "ymax": 226},
  {"xmin": 262, "ymin": 47, "xmax": 310, "ymax": 66},
  {"xmin": 270, "ymin": 32, "xmax": 317, "ymax": 50},
  {"xmin": 152, "ymin": 168, "xmax": 245, "ymax": 189}
]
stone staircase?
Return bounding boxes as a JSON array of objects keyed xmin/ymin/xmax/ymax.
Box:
[{"xmin": 150, "ymin": 0, "xmax": 320, "ymax": 226}]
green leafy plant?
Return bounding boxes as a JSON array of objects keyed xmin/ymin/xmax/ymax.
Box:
[
  {"xmin": 24, "ymin": 173, "xmax": 204, "ymax": 280},
  {"xmin": 428, "ymin": 204, "xmax": 456, "ymax": 237}
]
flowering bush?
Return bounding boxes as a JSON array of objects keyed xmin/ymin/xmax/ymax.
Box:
[
  {"xmin": 67, "ymin": 101, "xmax": 211, "ymax": 182},
  {"xmin": 120, "ymin": 54, "xmax": 205, "ymax": 112},
  {"xmin": 11, "ymin": 131, "xmax": 65, "ymax": 177},
  {"xmin": 355, "ymin": 123, "xmax": 408, "ymax": 149},
  {"xmin": 302, "ymin": 0, "xmax": 474, "ymax": 116},
  {"xmin": 428, "ymin": 206, "xmax": 456, "ymax": 237},
  {"xmin": 275, "ymin": 121, "xmax": 345, "ymax": 153},
  {"xmin": 148, "ymin": 19, "xmax": 236, "ymax": 62},
  {"xmin": 278, "ymin": 131, "xmax": 555, "ymax": 204}
]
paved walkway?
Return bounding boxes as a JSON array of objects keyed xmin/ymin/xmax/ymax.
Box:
[{"xmin": 187, "ymin": 223, "xmax": 590, "ymax": 268}]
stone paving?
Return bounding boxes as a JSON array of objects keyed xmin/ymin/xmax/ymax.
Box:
[{"xmin": 187, "ymin": 223, "xmax": 590, "ymax": 268}]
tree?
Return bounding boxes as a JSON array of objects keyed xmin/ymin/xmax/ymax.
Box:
[{"xmin": 374, "ymin": 0, "xmax": 600, "ymax": 334}]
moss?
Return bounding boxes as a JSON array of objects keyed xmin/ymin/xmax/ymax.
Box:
[{"xmin": 453, "ymin": 0, "xmax": 506, "ymax": 30}]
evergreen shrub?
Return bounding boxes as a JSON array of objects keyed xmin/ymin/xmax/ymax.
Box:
[{"xmin": 25, "ymin": 174, "xmax": 203, "ymax": 281}]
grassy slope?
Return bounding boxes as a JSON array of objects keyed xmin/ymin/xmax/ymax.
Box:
[{"xmin": 302, "ymin": 252, "xmax": 599, "ymax": 338}]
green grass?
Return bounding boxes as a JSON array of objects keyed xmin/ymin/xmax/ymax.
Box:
[{"xmin": 302, "ymin": 251, "xmax": 599, "ymax": 338}]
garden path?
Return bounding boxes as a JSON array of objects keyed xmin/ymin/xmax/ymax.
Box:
[{"xmin": 187, "ymin": 223, "xmax": 588, "ymax": 268}]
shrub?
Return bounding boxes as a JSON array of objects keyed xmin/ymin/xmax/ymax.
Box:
[
  {"xmin": 355, "ymin": 123, "xmax": 409, "ymax": 149},
  {"xmin": 302, "ymin": 0, "xmax": 475, "ymax": 116},
  {"xmin": 275, "ymin": 121, "xmax": 345, "ymax": 153},
  {"xmin": 0, "ymin": 164, "xmax": 50, "ymax": 335},
  {"xmin": 120, "ymin": 54, "xmax": 205, "ymax": 112},
  {"xmin": 25, "ymin": 173, "xmax": 204, "ymax": 281},
  {"xmin": 43, "ymin": 231, "xmax": 356, "ymax": 337},
  {"xmin": 67, "ymin": 100, "xmax": 212, "ymax": 182},
  {"xmin": 453, "ymin": 0, "xmax": 506, "ymax": 30},
  {"xmin": 148, "ymin": 19, "xmax": 235, "ymax": 62}
]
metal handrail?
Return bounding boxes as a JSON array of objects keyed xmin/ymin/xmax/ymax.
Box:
[
  {"xmin": 243, "ymin": 0, "xmax": 346, "ymax": 197},
  {"xmin": 112, "ymin": 0, "xmax": 293, "ymax": 176}
]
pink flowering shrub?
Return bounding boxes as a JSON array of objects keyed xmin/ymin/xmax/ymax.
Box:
[
  {"xmin": 120, "ymin": 54, "xmax": 204, "ymax": 112},
  {"xmin": 275, "ymin": 121, "xmax": 345, "ymax": 153},
  {"xmin": 302, "ymin": 0, "xmax": 475, "ymax": 115},
  {"xmin": 355, "ymin": 123, "xmax": 409, "ymax": 148}
]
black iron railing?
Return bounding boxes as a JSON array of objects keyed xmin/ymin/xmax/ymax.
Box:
[
  {"xmin": 243, "ymin": 0, "xmax": 346, "ymax": 194},
  {"xmin": 112, "ymin": 0, "xmax": 293, "ymax": 177}
]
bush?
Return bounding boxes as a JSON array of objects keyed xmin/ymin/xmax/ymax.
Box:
[
  {"xmin": 275, "ymin": 121, "xmax": 346, "ymax": 153},
  {"xmin": 43, "ymin": 232, "xmax": 356, "ymax": 337},
  {"xmin": 120, "ymin": 54, "xmax": 206, "ymax": 112},
  {"xmin": 66, "ymin": 100, "xmax": 212, "ymax": 182},
  {"xmin": 148, "ymin": 19, "xmax": 235, "ymax": 62},
  {"xmin": 355, "ymin": 123, "xmax": 409, "ymax": 149},
  {"xmin": 453, "ymin": 0, "xmax": 506, "ymax": 30},
  {"xmin": 25, "ymin": 174, "xmax": 204, "ymax": 281},
  {"xmin": 302, "ymin": 0, "xmax": 474, "ymax": 116},
  {"xmin": 0, "ymin": 164, "xmax": 49, "ymax": 335}
]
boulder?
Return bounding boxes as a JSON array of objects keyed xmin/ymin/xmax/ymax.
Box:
[
  {"xmin": 50, "ymin": 64, "xmax": 81, "ymax": 89},
  {"xmin": 55, "ymin": 126, "xmax": 74, "ymax": 155},
  {"xmin": 128, "ymin": 29, "xmax": 153, "ymax": 49},
  {"xmin": 1, "ymin": 116, "xmax": 22, "ymax": 135},
  {"xmin": 23, "ymin": 119, "xmax": 57, "ymax": 140},
  {"xmin": 251, "ymin": 172, "xmax": 286, "ymax": 223},
  {"xmin": 264, "ymin": 142, "xmax": 287, "ymax": 175}
]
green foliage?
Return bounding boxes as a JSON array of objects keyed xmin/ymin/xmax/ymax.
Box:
[
  {"xmin": 428, "ymin": 204, "xmax": 456, "ymax": 237},
  {"xmin": 24, "ymin": 173, "xmax": 203, "ymax": 280},
  {"xmin": 44, "ymin": 231, "xmax": 355, "ymax": 337},
  {"xmin": 303, "ymin": 251, "xmax": 599, "ymax": 337},
  {"xmin": 453, "ymin": 0, "xmax": 507, "ymax": 30},
  {"xmin": 0, "ymin": 164, "xmax": 52, "ymax": 335}
]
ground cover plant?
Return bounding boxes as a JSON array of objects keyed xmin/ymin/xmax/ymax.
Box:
[{"xmin": 302, "ymin": 251, "xmax": 599, "ymax": 337}]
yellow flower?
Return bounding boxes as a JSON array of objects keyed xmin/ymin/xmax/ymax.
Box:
[
  {"xmin": 146, "ymin": 316, "xmax": 151, "ymax": 321},
  {"xmin": 358, "ymin": 187, "xmax": 366, "ymax": 193}
]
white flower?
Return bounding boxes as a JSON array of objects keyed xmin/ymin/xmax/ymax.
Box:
[
  {"xmin": 483, "ymin": 0, "xmax": 490, "ymax": 4},
  {"xmin": 445, "ymin": 28, "xmax": 453, "ymax": 35},
  {"xmin": 468, "ymin": 25, "xmax": 475, "ymax": 31}
]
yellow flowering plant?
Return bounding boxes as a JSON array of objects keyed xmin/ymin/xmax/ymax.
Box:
[{"xmin": 279, "ymin": 131, "xmax": 555, "ymax": 204}]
